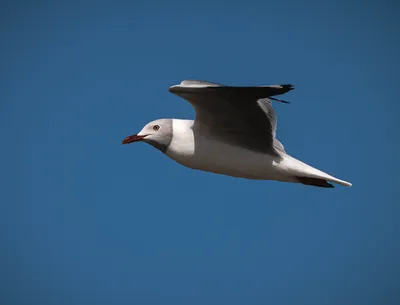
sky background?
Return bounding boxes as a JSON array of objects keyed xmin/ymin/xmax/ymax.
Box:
[{"xmin": 1, "ymin": 0, "xmax": 399, "ymax": 304}]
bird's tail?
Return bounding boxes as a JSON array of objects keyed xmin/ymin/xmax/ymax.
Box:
[{"xmin": 282, "ymin": 154, "xmax": 352, "ymax": 188}]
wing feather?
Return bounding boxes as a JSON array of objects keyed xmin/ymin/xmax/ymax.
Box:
[{"xmin": 169, "ymin": 80, "xmax": 293, "ymax": 155}]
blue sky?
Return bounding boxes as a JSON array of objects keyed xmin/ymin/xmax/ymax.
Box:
[{"xmin": 1, "ymin": 1, "xmax": 399, "ymax": 304}]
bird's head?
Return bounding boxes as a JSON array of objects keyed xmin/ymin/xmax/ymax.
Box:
[{"xmin": 122, "ymin": 119, "xmax": 173, "ymax": 153}]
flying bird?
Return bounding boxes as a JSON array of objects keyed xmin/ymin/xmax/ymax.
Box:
[{"xmin": 122, "ymin": 80, "xmax": 352, "ymax": 188}]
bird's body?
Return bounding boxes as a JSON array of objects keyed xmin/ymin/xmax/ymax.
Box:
[
  {"xmin": 122, "ymin": 80, "xmax": 352, "ymax": 188},
  {"xmin": 165, "ymin": 119, "xmax": 350, "ymax": 186}
]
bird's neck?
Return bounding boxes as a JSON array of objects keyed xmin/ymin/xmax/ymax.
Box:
[{"xmin": 165, "ymin": 119, "xmax": 195, "ymax": 158}]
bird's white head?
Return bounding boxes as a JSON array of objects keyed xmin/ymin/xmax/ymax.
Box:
[{"xmin": 122, "ymin": 119, "xmax": 174, "ymax": 153}]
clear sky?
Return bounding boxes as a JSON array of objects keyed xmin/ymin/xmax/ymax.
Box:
[{"xmin": 1, "ymin": 1, "xmax": 399, "ymax": 304}]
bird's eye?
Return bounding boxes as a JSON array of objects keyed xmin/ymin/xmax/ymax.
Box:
[{"xmin": 153, "ymin": 125, "xmax": 160, "ymax": 131}]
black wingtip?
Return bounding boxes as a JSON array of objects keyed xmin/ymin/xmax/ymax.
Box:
[
  {"xmin": 282, "ymin": 84, "xmax": 295, "ymax": 92},
  {"xmin": 270, "ymin": 97, "xmax": 291, "ymax": 104},
  {"xmin": 295, "ymin": 176, "xmax": 335, "ymax": 188}
]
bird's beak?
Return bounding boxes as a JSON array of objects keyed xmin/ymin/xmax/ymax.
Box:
[{"xmin": 122, "ymin": 134, "xmax": 146, "ymax": 144}]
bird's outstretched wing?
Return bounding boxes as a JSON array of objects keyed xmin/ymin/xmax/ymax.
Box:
[{"xmin": 169, "ymin": 80, "xmax": 294, "ymax": 156}]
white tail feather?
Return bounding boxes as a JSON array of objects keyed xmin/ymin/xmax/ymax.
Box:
[{"xmin": 281, "ymin": 154, "xmax": 352, "ymax": 187}]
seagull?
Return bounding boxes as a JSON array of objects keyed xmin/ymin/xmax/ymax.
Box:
[{"xmin": 122, "ymin": 80, "xmax": 352, "ymax": 188}]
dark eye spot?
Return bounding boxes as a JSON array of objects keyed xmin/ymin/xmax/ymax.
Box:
[{"xmin": 153, "ymin": 125, "xmax": 160, "ymax": 131}]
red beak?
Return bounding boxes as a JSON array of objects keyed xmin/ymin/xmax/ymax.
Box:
[{"xmin": 122, "ymin": 134, "xmax": 146, "ymax": 144}]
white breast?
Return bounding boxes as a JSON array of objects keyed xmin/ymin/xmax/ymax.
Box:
[{"xmin": 165, "ymin": 119, "xmax": 285, "ymax": 180}]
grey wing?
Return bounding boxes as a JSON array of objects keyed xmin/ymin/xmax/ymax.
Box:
[
  {"xmin": 169, "ymin": 80, "xmax": 293, "ymax": 156},
  {"xmin": 258, "ymin": 98, "xmax": 286, "ymax": 153}
]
